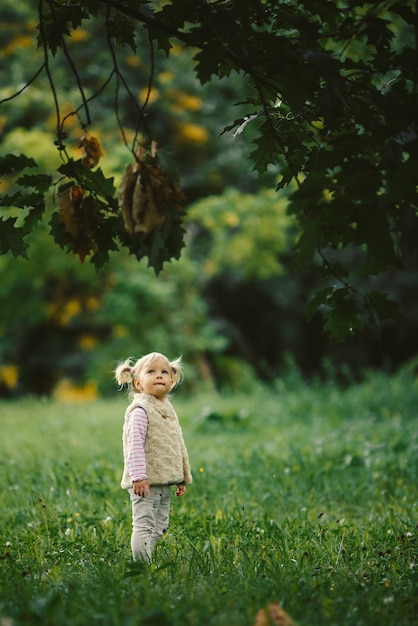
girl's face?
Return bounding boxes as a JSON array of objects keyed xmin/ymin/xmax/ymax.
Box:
[{"xmin": 133, "ymin": 357, "xmax": 173, "ymax": 399}]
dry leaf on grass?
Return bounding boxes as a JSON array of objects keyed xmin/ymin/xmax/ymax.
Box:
[{"xmin": 253, "ymin": 602, "xmax": 297, "ymax": 626}]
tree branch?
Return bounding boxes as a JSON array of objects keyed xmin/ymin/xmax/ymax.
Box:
[
  {"xmin": 47, "ymin": 5, "xmax": 92, "ymax": 133},
  {"xmin": 38, "ymin": 0, "xmax": 63, "ymax": 147},
  {"xmin": 104, "ymin": 5, "xmax": 151, "ymax": 155},
  {"xmin": 0, "ymin": 63, "xmax": 46, "ymax": 105}
]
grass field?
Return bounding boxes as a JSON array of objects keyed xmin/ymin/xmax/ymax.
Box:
[{"xmin": 1, "ymin": 364, "xmax": 417, "ymax": 625}]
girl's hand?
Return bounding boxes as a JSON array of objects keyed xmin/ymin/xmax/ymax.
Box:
[
  {"xmin": 175, "ymin": 485, "xmax": 186, "ymax": 497},
  {"xmin": 133, "ymin": 479, "xmax": 151, "ymax": 497}
]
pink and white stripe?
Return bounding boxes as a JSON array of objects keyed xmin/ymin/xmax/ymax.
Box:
[{"xmin": 126, "ymin": 407, "xmax": 148, "ymax": 482}]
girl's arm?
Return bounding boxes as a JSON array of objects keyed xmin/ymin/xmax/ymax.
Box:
[{"xmin": 126, "ymin": 407, "xmax": 148, "ymax": 483}]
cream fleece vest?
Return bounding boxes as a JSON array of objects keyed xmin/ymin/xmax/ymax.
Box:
[{"xmin": 121, "ymin": 393, "xmax": 192, "ymax": 488}]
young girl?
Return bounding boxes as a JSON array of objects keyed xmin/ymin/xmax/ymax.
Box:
[{"xmin": 115, "ymin": 352, "xmax": 192, "ymax": 562}]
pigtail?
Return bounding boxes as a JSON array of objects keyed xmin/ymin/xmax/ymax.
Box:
[
  {"xmin": 169, "ymin": 356, "xmax": 184, "ymax": 388},
  {"xmin": 114, "ymin": 358, "xmax": 135, "ymax": 388}
]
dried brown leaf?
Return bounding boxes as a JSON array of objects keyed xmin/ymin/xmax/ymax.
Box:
[
  {"xmin": 254, "ymin": 608, "xmax": 271, "ymax": 626},
  {"xmin": 268, "ymin": 602, "xmax": 297, "ymax": 626},
  {"xmin": 119, "ymin": 163, "xmax": 137, "ymax": 234},
  {"xmin": 59, "ymin": 186, "xmax": 84, "ymax": 238},
  {"xmin": 118, "ymin": 155, "xmax": 185, "ymax": 236},
  {"xmin": 58, "ymin": 185, "xmax": 101, "ymax": 261},
  {"xmin": 80, "ymin": 135, "xmax": 104, "ymax": 168},
  {"xmin": 253, "ymin": 603, "xmax": 297, "ymax": 626}
]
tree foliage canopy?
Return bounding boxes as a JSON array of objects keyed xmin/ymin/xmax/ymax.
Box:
[{"xmin": 1, "ymin": 0, "xmax": 417, "ymax": 338}]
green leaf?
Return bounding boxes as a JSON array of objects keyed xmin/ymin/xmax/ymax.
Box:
[
  {"xmin": 149, "ymin": 3, "xmax": 188, "ymax": 55},
  {"xmin": 57, "ymin": 161, "xmax": 116, "ymax": 202},
  {"xmin": 81, "ymin": 169, "xmax": 116, "ymax": 203},
  {"xmin": 157, "ymin": 207, "xmax": 186, "ymax": 262},
  {"xmin": 57, "ymin": 159, "xmax": 86, "ymax": 181},
  {"xmin": 106, "ymin": 13, "xmax": 137, "ymax": 52},
  {"xmin": 294, "ymin": 216, "xmax": 323, "ymax": 266},
  {"xmin": 123, "ymin": 206, "xmax": 186, "ymax": 275},
  {"xmin": 308, "ymin": 286, "xmax": 364, "ymax": 340},
  {"xmin": 0, "ymin": 217, "xmax": 29, "ymax": 257},
  {"xmin": 0, "ymin": 191, "xmax": 45, "ymax": 211},
  {"xmin": 366, "ymin": 291, "xmax": 404, "ymax": 323},
  {"xmin": 24, "ymin": 204, "xmax": 47, "ymax": 234},
  {"xmin": 147, "ymin": 228, "xmax": 166, "ymax": 273},
  {"xmin": 155, "ymin": 1, "xmax": 189, "ymax": 31},
  {"xmin": 306, "ymin": 287, "xmax": 334, "ymax": 320},
  {"xmin": 89, "ymin": 214, "xmax": 121, "ymax": 271},
  {"xmin": 193, "ymin": 44, "xmax": 222, "ymax": 84},
  {"xmin": 322, "ymin": 290, "xmax": 363, "ymax": 341},
  {"xmin": 37, "ymin": 7, "xmax": 69, "ymax": 56},
  {"xmin": 356, "ymin": 206, "xmax": 399, "ymax": 275},
  {"xmin": 15, "ymin": 173, "xmax": 53, "ymax": 193},
  {"xmin": 147, "ymin": 25, "xmax": 172, "ymax": 56},
  {"xmin": 0, "ymin": 154, "xmax": 37, "ymax": 176},
  {"xmin": 0, "ymin": 159, "xmax": 49, "ymax": 254},
  {"xmin": 249, "ymin": 131, "xmax": 279, "ymax": 176},
  {"xmin": 322, "ymin": 307, "xmax": 363, "ymax": 342},
  {"xmin": 37, "ymin": 4, "xmax": 89, "ymax": 54}
]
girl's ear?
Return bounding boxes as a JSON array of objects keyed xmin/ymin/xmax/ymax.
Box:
[{"xmin": 133, "ymin": 378, "xmax": 142, "ymax": 392}]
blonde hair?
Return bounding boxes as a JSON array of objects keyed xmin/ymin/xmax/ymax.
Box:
[{"xmin": 114, "ymin": 352, "xmax": 183, "ymax": 397}]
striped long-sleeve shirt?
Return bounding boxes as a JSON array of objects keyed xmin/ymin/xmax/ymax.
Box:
[{"xmin": 126, "ymin": 407, "xmax": 148, "ymax": 482}]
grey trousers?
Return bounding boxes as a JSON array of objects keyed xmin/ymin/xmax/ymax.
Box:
[{"xmin": 128, "ymin": 485, "xmax": 171, "ymax": 562}]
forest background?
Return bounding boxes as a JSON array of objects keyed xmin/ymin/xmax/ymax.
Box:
[{"xmin": 1, "ymin": 0, "xmax": 418, "ymax": 398}]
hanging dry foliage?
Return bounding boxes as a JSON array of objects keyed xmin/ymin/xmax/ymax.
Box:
[
  {"xmin": 119, "ymin": 149, "xmax": 185, "ymax": 236},
  {"xmin": 79, "ymin": 135, "xmax": 104, "ymax": 169},
  {"xmin": 58, "ymin": 185, "xmax": 101, "ymax": 261},
  {"xmin": 59, "ymin": 185, "xmax": 85, "ymax": 238}
]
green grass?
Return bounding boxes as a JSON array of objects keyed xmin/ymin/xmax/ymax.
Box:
[{"xmin": 1, "ymin": 364, "xmax": 417, "ymax": 625}]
